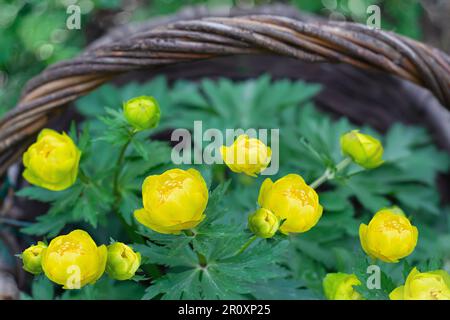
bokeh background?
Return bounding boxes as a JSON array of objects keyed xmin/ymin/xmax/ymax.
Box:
[
  {"xmin": 0, "ymin": 0, "xmax": 449, "ymax": 117},
  {"xmin": 1, "ymin": 0, "xmax": 450, "ymax": 300}
]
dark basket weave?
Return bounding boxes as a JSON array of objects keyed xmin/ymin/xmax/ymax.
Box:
[{"xmin": 1, "ymin": 5, "xmax": 450, "ymax": 175}]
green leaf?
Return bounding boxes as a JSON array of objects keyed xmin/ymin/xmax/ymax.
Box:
[{"xmin": 31, "ymin": 276, "xmax": 54, "ymax": 300}]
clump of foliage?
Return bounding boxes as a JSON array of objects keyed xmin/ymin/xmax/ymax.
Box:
[{"xmin": 15, "ymin": 76, "xmax": 449, "ymax": 299}]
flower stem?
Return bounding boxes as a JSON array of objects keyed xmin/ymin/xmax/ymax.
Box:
[
  {"xmin": 0, "ymin": 217, "xmax": 32, "ymax": 227},
  {"xmin": 112, "ymin": 132, "xmax": 142, "ymax": 243},
  {"xmin": 235, "ymin": 235, "xmax": 258, "ymax": 256},
  {"xmin": 310, "ymin": 157, "xmax": 352, "ymax": 189},
  {"xmin": 113, "ymin": 138, "xmax": 133, "ymax": 200}
]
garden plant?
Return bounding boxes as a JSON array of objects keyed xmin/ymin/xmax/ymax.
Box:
[{"xmin": 0, "ymin": 1, "xmax": 449, "ymax": 302}]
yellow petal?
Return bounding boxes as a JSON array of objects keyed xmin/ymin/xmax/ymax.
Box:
[
  {"xmin": 389, "ymin": 286, "xmax": 405, "ymax": 300},
  {"xmin": 258, "ymin": 178, "xmax": 273, "ymax": 206}
]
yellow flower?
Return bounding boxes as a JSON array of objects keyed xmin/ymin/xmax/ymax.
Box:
[
  {"xmin": 248, "ymin": 208, "xmax": 279, "ymax": 238},
  {"xmin": 359, "ymin": 207, "xmax": 418, "ymax": 263},
  {"xmin": 390, "ymin": 268, "xmax": 450, "ymax": 300},
  {"xmin": 220, "ymin": 134, "xmax": 271, "ymax": 177},
  {"xmin": 22, "ymin": 129, "xmax": 81, "ymax": 191},
  {"xmin": 323, "ymin": 273, "xmax": 363, "ymax": 300},
  {"xmin": 41, "ymin": 230, "xmax": 107, "ymax": 289},
  {"xmin": 106, "ymin": 242, "xmax": 141, "ymax": 281},
  {"xmin": 22, "ymin": 241, "xmax": 47, "ymax": 275},
  {"xmin": 257, "ymin": 174, "xmax": 323, "ymax": 234},
  {"xmin": 123, "ymin": 96, "xmax": 160, "ymax": 131},
  {"xmin": 340, "ymin": 130, "xmax": 384, "ymax": 169},
  {"xmin": 134, "ymin": 168, "xmax": 209, "ymax": 234}
]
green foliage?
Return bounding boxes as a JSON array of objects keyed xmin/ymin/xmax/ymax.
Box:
[
  {"xmin": 15, "ymin": 75, "xmax": 450, "ymax": 300},
  {"xmin": 292, "ymin": 0, "xmax": 422, "ymax": 39},
  {"xmin": 1, "ymin": 0, "xmax": 426, "ymax": 117}
]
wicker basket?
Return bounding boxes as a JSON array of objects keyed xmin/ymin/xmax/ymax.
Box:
[{"xmin": 1, "ymin": 4, "xmax": 449, "ymax": 176}]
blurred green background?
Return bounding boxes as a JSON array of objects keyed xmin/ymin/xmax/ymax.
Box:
[{"xmin": 0, "ymin": 0, "xmax": 448, "ymax": 117}]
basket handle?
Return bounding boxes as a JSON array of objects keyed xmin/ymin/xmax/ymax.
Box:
[{"xmin": 0, "ymin": 11, "xmax": 449, "ymax": 173}]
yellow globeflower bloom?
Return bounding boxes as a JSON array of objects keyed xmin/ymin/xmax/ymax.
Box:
[
  {"xmin": 248, "ymin": 208, "xmax": 279, "ymax": 238},
  {"xmin": 22, "ymin": 129, "xmax": 81, "ymax": 191},
  {"xmin": 220, "ymin": 134, "xmax": 271, "ymax": 177},
  {"xmin": 340, "ymin": 130, "xmax": 384, "ymax": 169},
  {"xmin": 123, "ymin": 96, "xmax": 161, "ymax": 131},
  {"xmin": 359, "ymin": 207, "xmax": 418, "ymax": 263},
  {"xmin": 106, "ymin": 242, "xmax": 141, "ymax": 281},
  {"xmin": 22, "ymin": 241, "xmax": 47, "ymax": 275},
  {"xmin": 257, "ymin": 174, "xmax": 323, "ymax": 234},
  {"xmin": 134, "ymin": 168, "xmax": 209, "ymax": 234},
  {"xmin": 390, "ymin": 268, "xmax": 450, "ymax": 300},
  {"xmin": 41, "ymin": 230, "xmax": 107, "ymax": 289},
  {"xmin": 323, "ymin": 273, "xmax": 363, "ymax": 300}
]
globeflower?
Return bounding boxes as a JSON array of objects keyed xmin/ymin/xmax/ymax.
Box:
[
  {"xmin": 21, "ymin": 241, "xmax": 47, "ymax": 275},
  {"xmin": 41, "ymin": 230, "xmax": 107, "ymax": 289},
  {"xmin": 257, "ymin": 174, "xmax": 323, "ymax": 234},
  {"xmin": 248, "ymin": 208, "xmax": 279, "ymax": 238},
  {"xmin": 340, "ymin": 130, "xmax": 383, "ymax": 169},
  {"xmin": 106, "ymin": 242, "xmax": 141, "ymax": 281},
  {"xmin": 220, "ymin": 134, "xmax": 271, "ymax": 177},
  {"xmin": 323, "ymin": 273, "xmax": 363, "ymax": 300},
  {"xmin": 22, "ymin": 129, "xmax": 81, "ymax": 191},
  {"xmin": 134, "ymin": 168, "xmax": 209, "ymax": 234},
  {"xmin": 359, "ymin": 207, "xmax": 418, "ymax": 263},
  {"xmin": 123, "ymin": 96, "xmax": 160, "ymax": 131},
  {"xmin": 390, "ymin": 268, "xmax": 450, "ymax": 300}
]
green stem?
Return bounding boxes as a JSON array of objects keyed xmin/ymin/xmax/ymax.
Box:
[
  {"xmin": 0, "ymin": 217, "xmax": 32, "ymax": 227},
  {"xmin": 111, "ymin": 132, "xmax": 142, "ymax": 243},
  {"xmin": 183, "ymin": 229, "xmax": 195, "ymax": 237},
  {"xmin": 235, "ymin": 235, "xmax": 258, "ymax": 256},
  {"xmin": 309, "ymin": 157, "xmax": 352, "ymax": 189},
  {"xmin": 78, "ymin": 169, "xmax": 90, "ymax": 185},
  {"xmin": 113, "ymin": 138, "xmax": 133, "ymax": 200}
]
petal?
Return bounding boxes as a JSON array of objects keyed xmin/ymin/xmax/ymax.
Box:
[
  {"xmin": 389, "ymin": 286, "xmax": 405, "ymax": 300},
  {"xmin": 258, "ymin": 178, "xmax": 273, "ymax": 207},
  {"xmin": 90, "ymin": 245, "xmax": 107, "ymax": 284}
]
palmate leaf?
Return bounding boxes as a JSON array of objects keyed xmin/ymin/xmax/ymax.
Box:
[
  {"xmin": 19, "ymin": 176, "xmax": 113, "ymax": 237},
  {"xmin": 142, "ymin": 238, "xmax": 290, "ymax": 300},
  {"xmin": 352, "ymin": 255, "xmax": 397, "ymax": 300},
  {"xmin": 164, "ymin": 75, "xmax": 322, "ymax": 131}
]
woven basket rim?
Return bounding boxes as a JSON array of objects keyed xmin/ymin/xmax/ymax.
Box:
[{"xmin": 0, "ymin": 4, "xmax": 449, "ymax": 174}]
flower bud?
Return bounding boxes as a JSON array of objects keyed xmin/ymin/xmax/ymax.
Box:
[
  {"xmin": 258, "ymin": 174, "xmax": 323, "ymax": 234},
  {"xmin": 134, "ymin": 168, "xmax": 208, "ymax": 234},
  {"xmin": 390, "ymin": 267, "xmax": 450, "ymax": 300},
  {"xmin": 323, "ymin": 273, "xmax": 363, "ymax": 300},
  {"xmin": 123, "ymin": 96, "xmax": 160, "ymax": 131},
  {"xmin": 340, "ymin": 130, "xmax": 383, "ymax": 169},
  {"xmin": 220, "ymin": 135, "xmax": 271, "ymax": 177},
  {"xmin": 41, "ymin": 230, "xmax": 107, "ymax": 289},
  {"xmin": 106, "ymin": 242, "xmax": 141, "ymax": 280},
  {"xmin": 248, "ymin": 208, "xmax": 279, "ymax": 238},
  {"xmin": 22, "ymin": 241, "xmax": 47, "ymax": 275},
  {"xmin": 359, "ymin": 207, "xmax": 418, "ymax": 263},
  {"xmin": 23, "ymin": 129, "xmax": 81, "ymax": 191}
]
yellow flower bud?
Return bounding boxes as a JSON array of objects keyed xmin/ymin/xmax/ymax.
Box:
[
  {"xmin": 106, "ymin": 242, "xmax": 141, "ymax": 281},
  {"xmin": 390, "ymin": 268, "xmax": 450, "ymax": 300},
  {"xmin": 248, "ymin": 208, "xmax": 279, "ymax": 238},
  {"xmin": 134, "ymin": 168, "xmax": 208, "ymax": 234},
  {"xmin": 220, "ymin": 135, "xmax": 271, "ymax": 177},
  {"xmin": 257, "ymin": 174, "xmax": 323, "ymax": 234},
  {"xmin": 22, "ymin": 241, "xmax": 47, "ymax": 275},
  {"xmin": 340, "ymin": 130, "xmax": 384, "ymax": 169},
  {"xmin": 41, "ymin": 230, "xmax": 107, "ymax": 289},
  {"xmin": 323, "ymin": 273, "xmax": 363, "ymax": 300},
  {"xmin": 22, "ymin": 129, "xmax": 81, "ymax": 191},
  {"xmin": 123, "ymin": 96, "xmax": 161, "ymax": 131},
  {"xmin": 359, "ymin": 207, "xmax": 418, "ymax": 263}
]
